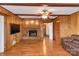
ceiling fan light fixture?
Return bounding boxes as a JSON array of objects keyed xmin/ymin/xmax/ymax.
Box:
[
  {"xmin": 42, "ymin": 15, "xmax": 48, "ymax": 19},
  {"xmin": 41, "ymin": 9, "xmax": 49, "ymax": 19}
]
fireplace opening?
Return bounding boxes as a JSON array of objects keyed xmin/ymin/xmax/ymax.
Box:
[{"xmin": 29, "ymin": 30, "xmax": 37, "ymax": 37}]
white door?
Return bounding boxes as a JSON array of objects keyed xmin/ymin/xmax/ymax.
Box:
[
  {"xmin": 0, "ymin": 15, "xmax": 4, "ymax": 52},
  {"xmin": 48, "ymin": 22, "xmax": 53, "ymax": 40}
]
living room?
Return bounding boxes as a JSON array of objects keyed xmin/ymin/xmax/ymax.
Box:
[{"xmin": 0, "ymin": 3, "xmax": 79, "ymax": 56}]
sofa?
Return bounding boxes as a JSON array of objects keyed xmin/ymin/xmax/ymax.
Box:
[{"xmin": 62, "ymin": 35, "xmax": 79, "ymax": 56}]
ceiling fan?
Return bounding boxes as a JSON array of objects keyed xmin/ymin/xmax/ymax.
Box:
[
  {"xmin": 40, "ymin": 9, "xmax": 52, "ymax": 19},
  {"xmin": 38, "ymin": 5, "xmax": 53, "ymax": 20}
]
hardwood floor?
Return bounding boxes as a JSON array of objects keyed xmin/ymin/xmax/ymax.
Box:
[{"xmin": 0, "ymin": 37, "xmax": 71, "ymax": 56}]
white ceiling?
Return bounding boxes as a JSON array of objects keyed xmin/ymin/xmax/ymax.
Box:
[
  {"xmin": 1, "ymin": 5, "xmax": 79, "ymax": 19},
  {"xmin": 19, "ymin": 16, "xmax": 57, "ymax": 19}
]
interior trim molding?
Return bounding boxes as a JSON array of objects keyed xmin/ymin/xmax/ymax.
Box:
[
  {"xmin": 15, "ymin": 14, "xmax": 70, "ymax": 16},
  {"xmin": 0, "ymin": 3, "xmax": 79, "ymax": 7}
]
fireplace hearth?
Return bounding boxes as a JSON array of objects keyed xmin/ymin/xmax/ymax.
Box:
[{"xmin": 29, "ymin": 30, "xmax": 37, "ymax": 37}]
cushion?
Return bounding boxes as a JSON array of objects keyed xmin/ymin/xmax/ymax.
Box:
[{"xmin": 71, "ymin": 35, "xmax": 79, "ymax": 40}]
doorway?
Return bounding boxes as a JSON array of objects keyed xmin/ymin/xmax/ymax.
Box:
[{"xmin": 0, "ymin": 15, "xmax": 4, "ymax": 53}]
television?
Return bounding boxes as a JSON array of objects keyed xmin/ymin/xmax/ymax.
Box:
[{"xmin": 10, "ymin": 24, "xmax": 20, "ymax": 34}]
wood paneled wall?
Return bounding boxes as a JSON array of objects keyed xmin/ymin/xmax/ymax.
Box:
[
  {"xmin": 54, "ymin": 12, "xmax": 79, "ymax": 40},
  {"xmin": 53, "ymin": 18, "xmax": 61, "ymax": 44},
  {"xmin": 5, "ymin": 15, "xmax": 23, "ymax": 50},
  {"xmin": 70, "ymin": 12, "xmax": 79, "ymax": 35},
  {"xmin": 58, "ymin": 16, "xmax": 71, "ymax": 37},
  {"xmin": 0, "ymin": 6, "xmax": 23, "ymax": 51}
]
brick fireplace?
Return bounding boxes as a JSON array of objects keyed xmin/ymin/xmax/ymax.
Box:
[
  {"xmin": 22, "ymin": 19, "xmax": 45, "ymax": 39},
  {"xmin": 23, "ymin": 27, "xmax": 42, "ymax": 39}
]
